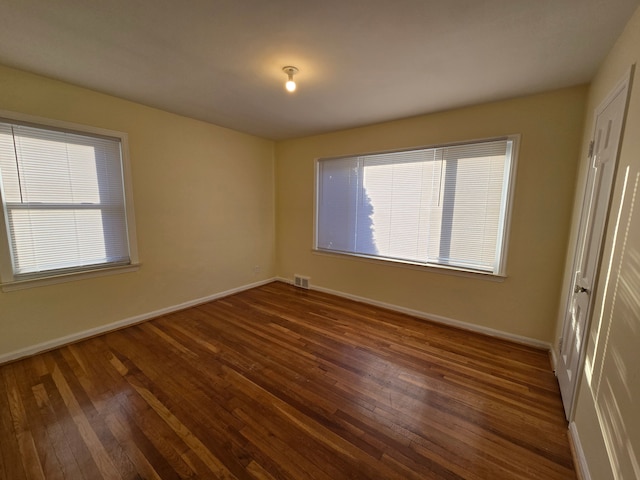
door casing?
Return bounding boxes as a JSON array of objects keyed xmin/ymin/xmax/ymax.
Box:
[{"xmin": 556, "ymin": 67, "xmax": 633, "ymax": 420}]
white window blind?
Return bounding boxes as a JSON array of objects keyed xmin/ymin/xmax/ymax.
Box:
[
  {"xmin": 316, "ymin": 138, "xmax": 515, "ymax": 275},
  {"xmin": 0, "ymin": 120, "xmax": 132, "ymax": 280}
]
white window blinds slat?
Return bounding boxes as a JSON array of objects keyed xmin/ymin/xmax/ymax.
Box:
[
  {"xmin": 316, "ymin": 139, "xmax": 514, "ymax": 274},
  {"xmin": 0, "ymin": 121, "xmax": 131, "ymax": 277}
]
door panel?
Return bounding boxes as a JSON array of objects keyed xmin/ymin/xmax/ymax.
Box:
[{"xmin": 557, "ymin": 73, "xmax": 631, "ymax": 419}]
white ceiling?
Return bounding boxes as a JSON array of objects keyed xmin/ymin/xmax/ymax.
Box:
[{"xmin": 1, "ymin": 0, "xmax": 638, "ymax": 140}]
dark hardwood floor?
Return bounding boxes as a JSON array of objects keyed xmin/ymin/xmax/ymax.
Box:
[{"xmin": 0, "ymin": 281, "xmax": 576, "ymax": 479}]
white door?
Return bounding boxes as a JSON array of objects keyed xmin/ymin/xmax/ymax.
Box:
[{"xmin": 556, "ymin": 70, "xmax": 632, "ymax": 419}]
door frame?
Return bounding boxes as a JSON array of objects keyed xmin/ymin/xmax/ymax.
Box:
[{"xmin": 557, "ymin": 66, "xmax": 634, "ymax": 420}]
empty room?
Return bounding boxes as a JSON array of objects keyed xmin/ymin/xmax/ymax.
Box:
[{"xmin": 1, "ymin": 1, "xmax": 639, "ymax": 479}]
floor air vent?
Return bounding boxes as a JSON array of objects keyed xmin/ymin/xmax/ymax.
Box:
[{"xmin": 294, "ymin": 275, "xmax": 310, "ymax": 289}]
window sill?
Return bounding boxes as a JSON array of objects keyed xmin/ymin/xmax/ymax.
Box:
[
  {"xmin": 312, "ymin": 249, "xmax": 507, "ymax": 282},
  {"xmin": 1, "ymin": 263, "xmax": 141, "ymax": 292}
]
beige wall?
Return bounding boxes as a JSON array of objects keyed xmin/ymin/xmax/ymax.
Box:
[
  {"xmin": 275, "ymin": 87, "xmax": 587, "ymax": 343},
  {"xmin": 561, "ymin": 6, "xmax": 640, "ymax": 479},
  {"xmin": 0, "ymin": 65, "xmax": 276, "ymax": 359}
]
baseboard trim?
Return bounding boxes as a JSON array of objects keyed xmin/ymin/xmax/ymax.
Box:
[
  {"xmin": 276, "ymin": 277, "xmax": 551, "ymax": 350},
  {"xmin": 569, "ymin": 421, "xmax": 591, "ymax": 480},
  {"xmin": 550, "ymin": 345, "xmax": 559, "ymax": 373},
  {"xmin": 3, "ymin": 276, "xmax": 552, "ymax": 365},
  {"xmin": 0, "ymin": 277, "xmax": 277, "ymax": 365}
]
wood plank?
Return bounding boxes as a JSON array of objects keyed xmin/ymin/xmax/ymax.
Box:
[
  {"xmin": 49, "ymin": 363, "xmax": 124, "ymax": 480},
  {"xmin": 3, "ymin": 365, "xmax": 46, "ymax": 479},
  {"xmin": 0, "ymin": 365, "xmax": 29, "ymax": 480},
  {"xmin": 31, "ymin": 382, "xmax": 85, "ymax": 480},
  {"xmin": 39, "ymin": 368, "xmax": 103, "ymax": 479},
  {"xmin": 13, "ymin": 361, "xmax": 66, "ymax": 480},
  {"xmin": 0, "ymin": 281, "xmax": 576, "ymax": 479}
]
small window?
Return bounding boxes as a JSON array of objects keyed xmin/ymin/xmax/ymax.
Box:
[
  {"xmin": 0, "ymin": 112, "xmax": 138, "ymax": 289},
  {"xmin": 315, "ymin": 137, "xmax": 517, "ymax": 275}
]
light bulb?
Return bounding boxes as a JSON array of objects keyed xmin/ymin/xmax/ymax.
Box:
[{"xmin": 282, "ymin": 66, "xmax": 299, "ymax": 93}]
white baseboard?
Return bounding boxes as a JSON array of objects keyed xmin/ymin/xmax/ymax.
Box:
[
  {"xmin": 3, "ymin": 275, "xmax": 552, "ymax": 365},
  {"xmin": 569, "ymin": 421, "xmax": 592, "ymax": 480},
  {"xmin": 276, "ymin": 276, "xmax": 551, "ymax": 350},
  {"xmin": 550, "ymin": 345, "xmax": 559, "ymax": 373},
  {"xmin": 0, "ymin": 277, "xmax": 276, "ymax": 365}
]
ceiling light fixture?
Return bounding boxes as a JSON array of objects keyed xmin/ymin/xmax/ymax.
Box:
[{"xmin": 282, "ymin": 66, "xmax": 299, "ymax": 92}]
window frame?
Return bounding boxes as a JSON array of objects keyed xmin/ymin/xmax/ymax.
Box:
[
  {"xmin": 0, "ymin": 110, "xmax": 140, "ymax": 291},
  {"xmin": 313, "ymin": 135, "xmax": 519, "ymax": 278}
]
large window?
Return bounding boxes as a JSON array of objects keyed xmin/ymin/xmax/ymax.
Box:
[
  {"xmin": 315, "ymin": 137, "xmax": 517, "ymax": 275},
  {"xmin": 0, "ymin": 112, "xmax": 138, "ymax": 289}
]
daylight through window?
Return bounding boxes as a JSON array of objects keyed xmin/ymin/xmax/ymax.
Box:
[
  {"xmin": 315, "ymin": 137, "xmax": 517, "ymax": 275},
  {"xmin": 0, "ymin": 117, "xmax": 136, "ymax": 285}
]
